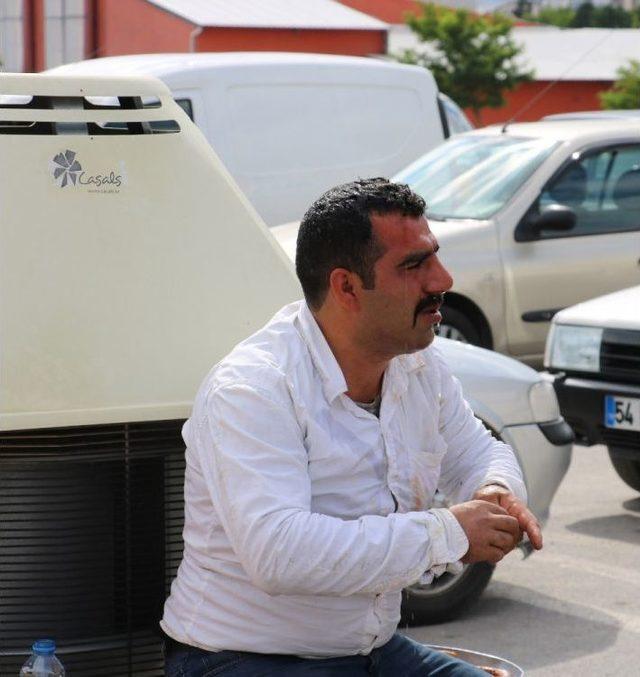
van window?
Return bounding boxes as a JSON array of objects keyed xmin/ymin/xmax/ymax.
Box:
[
  {"xmin": 175, "ymin": 98, "xmax": 193, "ymax": 121},
  {"xmin": 439, "ymin": 94, "xmax": 473, "ymax": 136},
  {"xmin": 226, "ymin": 85, "xmax": 423, "ymax": 175}
]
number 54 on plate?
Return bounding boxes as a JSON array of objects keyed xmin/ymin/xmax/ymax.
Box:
[{"xmin": 605, "ymin": 395, "xmax": 640, "ymax": 431}]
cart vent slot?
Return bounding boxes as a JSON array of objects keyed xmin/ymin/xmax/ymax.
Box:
[
  {"xmin": 0, "ymin": 119, "xmax": 180, "ymax": 135},
  {"xmin": 0, "ymin": 419, "xmax": 186, "ymax": 677},
  {"xmin": 0, "ymin": 95, "xmax": 162, "ymax": 110},
  {"xmin": 0, "ymin": 94, "xmax": 178, "ymax": 135}
]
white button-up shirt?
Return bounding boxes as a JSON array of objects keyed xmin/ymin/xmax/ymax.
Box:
[{"xmin": 161, "ymin": 301, "xmax": 526, "ymax": 657}]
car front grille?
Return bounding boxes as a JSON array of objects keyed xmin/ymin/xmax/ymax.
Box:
[
  {"xmin": 599, "ymin": 426, "xmax": 640, "ymax": 451},
  {"xmin": 0, "ymin": 420, "xmax": 186, "ymax": 676},
  {"xmin": 600, "ymin": 328, "xmax": 640, "ymax": 384}
]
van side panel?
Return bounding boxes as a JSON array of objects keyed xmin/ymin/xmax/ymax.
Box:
[{"xmin": 197, "ymin": 63, "xmax": 442, "ymax": 225}]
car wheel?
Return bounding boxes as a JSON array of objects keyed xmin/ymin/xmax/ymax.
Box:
[
  {"xmin": 608, "ymin": 449, "xmax": 640, "ymax": 492},
  {"xmin": 401, "ymin": 561, "xmax": 495, "ymax": 626},
  {"xmin": 437, "ymin": 306, "xmax": 484, "ymax": 347}
]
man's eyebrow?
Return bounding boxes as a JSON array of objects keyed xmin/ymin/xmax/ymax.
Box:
[{"xmin": 397, "ymin": 244, "xmax": 439, "ymax": 268}]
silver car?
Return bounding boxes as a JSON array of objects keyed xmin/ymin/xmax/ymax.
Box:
[{"xmin": 392, "ymin": 119, "xmax": 640, "ymax": 365}]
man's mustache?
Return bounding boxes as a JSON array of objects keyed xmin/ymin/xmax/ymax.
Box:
[{"xmin": 413, "ymin": 293, "xmax": 445, "ymax": 326}]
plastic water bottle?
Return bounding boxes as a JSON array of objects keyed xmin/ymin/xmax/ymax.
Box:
[{"xmin": 19, "ymin": 639, "xmax": 65, "ymax": 676}]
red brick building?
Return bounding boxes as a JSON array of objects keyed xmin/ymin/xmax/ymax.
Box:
[{"xmin": 12, "ymin": 0, "xmax": 387, "ymax": 73}]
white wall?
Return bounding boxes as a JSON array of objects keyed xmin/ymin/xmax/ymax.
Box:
[
  {"xmin": 0, "ymin": 0, "xmax": 23, "ymax": 73},
  {"xmin": 45, "ymin": 0, "xmax": 85, "ymax": 70}
]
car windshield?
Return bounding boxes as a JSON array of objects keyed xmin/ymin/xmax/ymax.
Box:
[{"xmin": 395, "ymin": 134, "xmax": 559, "ymax": 220}]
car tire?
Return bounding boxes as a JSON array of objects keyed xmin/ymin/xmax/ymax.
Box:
[
  {"xmin": 608, "ymin": 449, "xmax": 640, "ymax": 492},
  {"xmin": 437, "ymin": 306, "xmax": 484, "ymax": 347},
  {"xmin": 400, "ymin": 561, "xmax": 495, "ymax": 626}
]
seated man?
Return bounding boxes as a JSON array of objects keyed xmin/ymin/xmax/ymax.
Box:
[{"xmin": 161, "ymin": 178, "xmax": 541, "ymax": 676}]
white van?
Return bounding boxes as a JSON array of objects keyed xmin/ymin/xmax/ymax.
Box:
[{"xmin": 48, "ymin": 53, "xmax": 471, "ymax": 226}]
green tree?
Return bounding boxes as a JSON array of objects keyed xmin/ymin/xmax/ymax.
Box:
[
  {"xmin": 529, "ymin": 7, "xmax": 575, "ymax": 27},
  {"xmin": 527, "ymin": 3, "xmax": 635, "ymax": 28},
  {"xmin": 592, "ymin": 4, "xmax": 632, "ymax": 27},
  {"xmin": 513, "ymin": 0, "xmax": 532, "ymax": 19},
  {"xmin": 571, "ymin": 2, "xmax": 595, "ymax": 27},
  {"xmin": 398, "ymin": 4, "xmax": 533, "ymax": 121},
  {"xmin": 599, "ymin": 60, "xmax": 640, "ymax": 109}
]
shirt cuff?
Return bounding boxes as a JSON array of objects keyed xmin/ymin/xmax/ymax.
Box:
[
  {"xmin": 416, "ymin": 508, "xmax": 468, "ymax": 585},
  {"xmin": 476, "ymin": 476, "xmax": 527, "ymax": 502},
  {"xmin": 430, "ymin": 507, "xmax": 469, "ymax": 563},
  {"xmin": 477, "ymin": 481, "xmax": 510, "ymax": 492}
]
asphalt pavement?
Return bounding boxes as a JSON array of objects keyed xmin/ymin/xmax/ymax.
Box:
[{"xmin": 401, "ymin": 443, "xmax": 640, "ymax": 676}]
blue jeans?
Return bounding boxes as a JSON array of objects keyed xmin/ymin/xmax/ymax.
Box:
[{"xmin": 164, "ymin": 633, "xmax": 488, "ymax": 676}]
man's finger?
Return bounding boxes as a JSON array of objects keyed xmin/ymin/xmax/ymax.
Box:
[
  {"xmin": 489, "ymin": 530, "xmax": 518, "ymax": 554},
  {"xmin": 523, "ymin": 516, "xmax": 543, "ymax": 550},
  {"xmin": 491, "ymin": 513, "xmax": 520, "ymax": 538},
  {"xmin": 498, "ymin": 496, "xmax": 543, "ymax": 550},
  {"xmin": 484, "ymin": 545, "xmax": 507, "ymax": 565}
]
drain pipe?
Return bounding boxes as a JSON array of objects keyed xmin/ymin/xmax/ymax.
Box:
[{"xmin": 189, "ymin": 26, "xmax": 203, "ymax": 53}]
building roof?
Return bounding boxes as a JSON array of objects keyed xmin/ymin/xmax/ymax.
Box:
[
  {"xmin": 513, "ymin": 27, "xmax": 640, "ymax": 81},
  {"xmin": 146, "ymin": 0, "xmax": 387, "ymax": 30},
  {"xmin": 388, "ymin": 25, "xmax": 640, "ymax": 81},
  {"xmin": 49, "ymin": 52, "xmax": 414, "ymax": 78}
]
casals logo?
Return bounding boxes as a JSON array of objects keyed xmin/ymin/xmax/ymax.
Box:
[
  {"xmin": 51, "ymin": 150, "xmax": 124, "ymax": 193},
  {"xmin": 52, "ymin": 150, "xmax": 82, "ymax": 187}
]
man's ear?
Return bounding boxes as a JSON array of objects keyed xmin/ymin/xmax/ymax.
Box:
[{"xmin": 327, "ymin": 268, "xmax": 361, "ymax": 311}]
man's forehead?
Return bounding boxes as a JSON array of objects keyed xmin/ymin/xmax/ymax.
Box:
[{"xmin": 371, "ymin": 212, "xmax": 437, "ymax": 250}]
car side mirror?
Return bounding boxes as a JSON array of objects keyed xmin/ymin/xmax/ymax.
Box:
[
  {"xmin": 532, "ymin": 204, "xmax": 577, "ymax": 231},
  {"xmin": 516, "ymin": 204, "xmax": 576, "ymax": 242}
]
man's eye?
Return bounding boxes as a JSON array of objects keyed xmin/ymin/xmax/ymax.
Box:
[{"xmin": 405, "ymin": 260, "xmax": 423, "ymax": 270}]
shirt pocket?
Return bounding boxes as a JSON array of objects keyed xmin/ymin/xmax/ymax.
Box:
[{"xmin": 401, "ymin": 423, "xmax": 448, "ymax": 512}]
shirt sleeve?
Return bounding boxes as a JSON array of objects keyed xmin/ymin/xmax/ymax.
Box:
[
  {"xmin": 191, "ymin": 373, "xmax": 469, "ymax": 598},
  {"xmin": 433, "ymin": 353, "xmax": 528, "ymax": 506}
]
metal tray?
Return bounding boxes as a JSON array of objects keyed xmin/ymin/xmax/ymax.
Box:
[{"xmin": 428, "ymin": 645, "xmax": 524, "ymax": 676}]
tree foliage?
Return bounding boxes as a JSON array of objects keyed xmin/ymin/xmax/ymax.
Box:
[
  {"xmin": 590, "ymin": 4, "xmax": 632, "ymax": 28},
  {"xmin": 513, "ymin": 0, "xmax": 533, "ymax": 19},
  {"xmin": 599, "ymin": 60, "xmax": 640, "ymax": 109},
  {"xmin": 528, "ymin": 2, "xmax": 639, "ymax": 28},
  {"xmin": 398, "ymin": 4, "xmax": 533, "ymax": 119},
  {"xmin": 533, "ymin": 7, "xmax": 575, "ymax": 27},
  {"xmin": 571, "ymin": 2, "xmax": 595, "ymax": 27}
]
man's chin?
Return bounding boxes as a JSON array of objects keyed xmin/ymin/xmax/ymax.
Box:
[
  {"xmin": 402, "ymin": 326, "xmax": 436, "ymax": 354},
  {"xmin": 420, "ymin": 326, "xmax": 437, "ymax": 349}
]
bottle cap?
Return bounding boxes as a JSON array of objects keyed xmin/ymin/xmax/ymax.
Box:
[{"xmin": 33, "ymin": 639, "xmax": 56, "ymax": 655}]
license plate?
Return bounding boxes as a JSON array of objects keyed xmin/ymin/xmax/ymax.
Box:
[{"xmin": 604, "ymin": 395, "xmax": 640, "ymax": 431}]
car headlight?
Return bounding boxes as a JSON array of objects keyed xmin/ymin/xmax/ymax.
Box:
[
  {"xmin": 544, "ymin": 324, "xmax": 603, "ymax": 372},
  {"xmin": 528, "ymin": 380, "xmax": 560, "ymax": 422}
]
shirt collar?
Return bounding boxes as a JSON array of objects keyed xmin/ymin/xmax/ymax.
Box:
[
  {"xmin": 296, "ymin": 302, "xmax": 348, "ymax": 403},
  {"xmin": 296, "ymin": 302, "xmax": 431, "ymax": 404}
]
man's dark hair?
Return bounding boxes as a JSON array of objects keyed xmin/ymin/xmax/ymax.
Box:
[{"xmin": 296, "ymin": 178, "xmax": 425, "ymax": 309}]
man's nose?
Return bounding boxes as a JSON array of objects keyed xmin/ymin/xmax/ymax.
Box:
[{"xmin": 423, "ymin": 256, "xmax": 453, "ymax": 294}]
